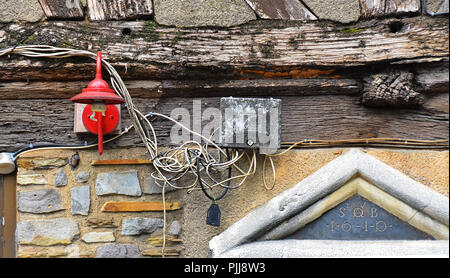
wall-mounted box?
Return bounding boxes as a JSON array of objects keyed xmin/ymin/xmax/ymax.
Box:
[
  {"xmin": 219, "ymin": 97, "xmax": 281, "ymax": 154},
  {"xmin": 73, "ymin": 103, "xmax": 121, "ymax": 134}
]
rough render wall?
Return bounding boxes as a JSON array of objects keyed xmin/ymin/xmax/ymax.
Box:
[{"xmin": 15, "ymin": 148, "xmax": 449, "ymax": 258}]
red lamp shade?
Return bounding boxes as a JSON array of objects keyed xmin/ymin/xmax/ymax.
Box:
[
  {"xmin": 70, "ymin": 51, "xmax": 124, "ymax": 155},
  {"xmin": 71, "ymin": 52, "xmax": 125, "ymax": 105}
]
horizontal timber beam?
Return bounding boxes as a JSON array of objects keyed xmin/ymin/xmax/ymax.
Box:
[
  {"xmin": 0, "ymin": 79, "xmax": 363, "ymax": 99},
  {"xmin": 0, "ymin": 16, "xmax": 448, "ymax": 81},
  {"xmin": 1, "ymin": 66, "xmax": 446, "ymax": 99},
  {"xmin": 0, "ymin": 94, "xmax": 447, "ymax": 152}
]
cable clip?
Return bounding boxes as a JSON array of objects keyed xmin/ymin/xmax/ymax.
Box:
[{"xmin": 193, "ymin": 149, "xmax": 200, "ymax": 157}]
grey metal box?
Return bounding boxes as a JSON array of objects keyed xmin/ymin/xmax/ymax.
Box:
[{"xmin": 219, "ymin": 97, "xmax": 281, "ymax": 153}]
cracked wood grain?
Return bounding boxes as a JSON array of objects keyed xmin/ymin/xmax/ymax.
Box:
[{"xmin": 0, "ymin": 17, "xmax": 447, "ymax": 81}]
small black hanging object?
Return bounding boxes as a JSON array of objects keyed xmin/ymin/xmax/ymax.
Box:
[{"xmin": 206, "ymin": 203, "xmax": 221, "ymax": 227}]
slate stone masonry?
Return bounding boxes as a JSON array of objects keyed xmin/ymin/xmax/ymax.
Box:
[{"xmin": 15, "ymin": 151, "xmax": 184, "ymax": 258}]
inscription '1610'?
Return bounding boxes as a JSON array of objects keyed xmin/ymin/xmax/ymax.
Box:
[
  {"xmin": 286, "ymin": 194, "xmax": 434, "ymax": 240},
  {"xmin": 328, "ymin": 201, "xmax": 393, "ymax": 233}
]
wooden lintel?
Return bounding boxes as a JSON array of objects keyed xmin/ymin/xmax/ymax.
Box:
[
  {"xmin": 0, "ymin": 78, "xmax": 363, "ymax": 99},
  {"xmin": 91, "ymin": 159, "xmax": 153, "ymax": 166},
  {"xmin": 0, "ymin": 74, "xmax": 447, "ymax": 100},
  {"xmin": 1, "ymin": 94, "xmax": 448, "ymax": 152},
  {"xmin": 0, "ymin": 17, "xmax": 447, "ymax": 81},
  {"xmin": 101, "ymin": 201, "xmax": 181, "ymax": 212}
]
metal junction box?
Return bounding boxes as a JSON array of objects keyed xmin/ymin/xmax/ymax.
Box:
[{"xmin": 219, "ymin": 97, "xmax": 281, "ymax": 154}]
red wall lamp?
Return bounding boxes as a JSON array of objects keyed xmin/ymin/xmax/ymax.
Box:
[{"xmin": 71, "ymin": 52, "xmax": 125, "ymax": 155}]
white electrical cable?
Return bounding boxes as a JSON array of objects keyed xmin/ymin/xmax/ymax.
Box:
[
  {"xmin": 5, "ymin": 45, "xmax": 447, "ymax": 256},
  {"xmin": 1, "ymin": 45, "xmax": 255, "ymax": 191},
  {"xmin": 0, "ymin": 45, "xmax": 257, "ymax": 257}
]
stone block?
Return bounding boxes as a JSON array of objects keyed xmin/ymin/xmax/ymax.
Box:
[
  {"xmin": 95, "ymin": 170, "xmax": 142, "ymax": 196},
  {"xmin": 81, "ymin": 232, "xmax": 115, "ymax": 243},
  {"xmin": 18, "ymin": 189, "xmax": 64, "ymax": 214},
  {"xmin": 17, "ymin": 158, "xmax": 67, "ymax": 170},
  {"xmin": 154, "ymin": 0, "xmax": 257, "ymax": 27},
  {"xmin": 86, "ymin": 217, "xmax": 117, "ymax": 228},
  {"xmin": 18, "ymin": 246, "xmax": 67, "ymax": 258},
  {"xmin": 142, "ymin": 175, "xmax": 177, "ymax": 194},
  {"xmin": 121, "ymin": 217, "xmax": 164, "ymax": 236},
  {"xmin": 71, "ymin": 185, "xmax": 90, "ymax": 215},
  {"xmin": 96, "ymin": 244, "xmax": 141, "ymax": 258},
  {"xmin": 142, "ymin": 248, "xmax": 181, "ymax": 257},
  {"xmin": 17, "ymin": 245, "xmax": 81, "ymax": 258},
  {"xmin": 0, "ymin": 0, "xmax": 45, "ymax": 22},
  {"xmin": 168, "ymin": 220, "xmax": 182, "ymax": 236},
  {"xmin": 17, "ymin": 218, "xmax": 80, "ymax": 246},
  {"xmin": 76, "ymin": 171, "xmax": 90, "ymax": 183},
  {"xmin": 17, "ymin": 174, "xmax": 47, "ymax": 185},
  {"xmin": 54, "ymin": 168, "xmax": 67, "ymax": 187},
  {"xmin": 147, "ymin": 235, "xmax": 182, "ymax": 246}
]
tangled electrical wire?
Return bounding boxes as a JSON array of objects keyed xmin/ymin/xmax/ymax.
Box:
[
  {"xmin": 2, "ymin": 45, "xmax": 449, "ymax": 190},
  {"xmin": 0, "ymin": 45, "xmax": 261, "ymax": 257},
  {"xmin": 1, "ymin": 45, "xmax": 449, "ymax": 255},
  {"xmin": 0, "ymin": 45, "xmax": 257, "ymax": 194}
]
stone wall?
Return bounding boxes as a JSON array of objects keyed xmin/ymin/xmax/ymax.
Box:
[
  {"xmin": 14, "ymin": 147, "xmax": 448, "ymax": 258},
  {"xmin": 15, "ymin": 148, "xmax": 184, "ymax": 258},
  {"xmin": 1, "ymin": 0, "xmax": 448, "ymax": 25}
]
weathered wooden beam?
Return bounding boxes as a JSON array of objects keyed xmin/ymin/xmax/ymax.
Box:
[
  {"xmin": 244, "ymin": 0, "xmax": 317, "ymax": 20},
  {"xmin": 1, "ymin": 66, "xmax": 446, "ymax": 100},
  {"xmin": 360, "ymin": 0, "xmax": 422, "ymax": 18},
  {"xmin": 0, "ymin": 17, "xmax": 447, "ymax": 80},
  {"xmin": 385, "ymin": 0, "xmax": 421, "ymax": 15},
  {"xmin": 38, "ymin": 0, "xmax": 85, "ymax": 19},
  {"xmin": 0, "ymin": 78, "xmax": 362, "ymax": 99},
  {"xmin": 362, "ymin": 70, "xmax": 423, "ymax": 108},
  {"xmin": 414, "ymin": 63, "xmax": 450, "ymax": 93},
  {"xmin": 360, "ymin": 0, "xmax": 386, "ymax": 18},
  {"xmin": 87, "ymin": 0, "xmax": 153, "ymax": 20},
  {"xmin": 161, "ymin": 79, "xmax": 362, "ymax": 96},
  {"xmin": 0, "ymin": 80, "xmax": 161, "ymax": 99},
  {"xmin": 0, "ymin": 94, "xmax": 447, "ymax": 152}
]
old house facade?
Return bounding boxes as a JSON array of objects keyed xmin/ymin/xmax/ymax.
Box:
[{"xmin": 0, "ymin": 0, "xmax": 448, "ymax": 258}]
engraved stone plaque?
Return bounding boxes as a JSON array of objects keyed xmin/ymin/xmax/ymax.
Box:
[{"xmin": 285, "ymin": 195, "xmax": 434, "ymax": 240}]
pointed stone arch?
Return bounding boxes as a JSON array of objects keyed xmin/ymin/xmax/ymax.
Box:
[{"xmin": 209, "ymin": 149, "xmax": 449, "ymax": 257}]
